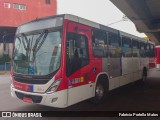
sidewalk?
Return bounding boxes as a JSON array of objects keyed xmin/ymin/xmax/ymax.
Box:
[
  {"xmin": 0, "ymin": 74, "xmax": 11, "ymax": 84},
  {"xmin": 148, "ymin": 68, "xmax": 160, "ymax": 79},
  {"xmin": 0, "ymin": 71, "xmax": 10, "ymax": 75}
]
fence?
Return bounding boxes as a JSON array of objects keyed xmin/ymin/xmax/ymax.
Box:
[{"xmin": 0, "ymin": 62, "xmax": 10, "ymax": 71}]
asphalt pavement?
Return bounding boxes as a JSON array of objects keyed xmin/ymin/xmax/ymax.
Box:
[{"xmin": 0, "ymin": 69, "xmax": 160, "ymax": 119}]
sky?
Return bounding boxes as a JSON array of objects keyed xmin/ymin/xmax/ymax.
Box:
[{"xmin": 57, "ymin": 0, "xmax": 146, "ymax": 37}]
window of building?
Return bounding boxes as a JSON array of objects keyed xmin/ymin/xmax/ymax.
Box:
[
  {"xmin": 13, "ymin": 3, "xmax": 26, "ymax": 10},
  {"xmin": 92, "ymin": 29, "xmax": 107, "ymax": 57},
  {"xmin": 4, "ymin": 3, "xmax": 11, "ymax": 8},
  {"xmin": 13, "ymin": 4, "xmax": 19, "ymax": 9},
  {"xmin": 108, "ymin": 32, "xmax": 121, "ymax": 58},
  {"xmin": 19, "ymin": 4, "xmax": 26, "ymax": 10},
  {"xmin": 122, "ymin": 36, "xmax": 132, "ymax": 57},
  {"xmin": 46, "ymin": 0, "xmax": 51, "ymax": 4},
  {"xmin": 66, "ymin": 32, "xmax": 89, "ymax": 76}
]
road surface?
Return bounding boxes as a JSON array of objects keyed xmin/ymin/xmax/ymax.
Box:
[{"xmin": 0, "ymin": 68, "xmax": 160, "ymax": 119}]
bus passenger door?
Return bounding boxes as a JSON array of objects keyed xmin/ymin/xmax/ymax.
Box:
[
  {"xmin": 66, "ymin": 22, "xmax": 93, "ymax": 106},
  {"xmin": 107, "ymin": 32, "xmax": 122, "ymax": 90}
]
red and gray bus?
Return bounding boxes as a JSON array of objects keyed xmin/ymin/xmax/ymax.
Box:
[{"xmin": 11, "ymin": 14, "xmax": 155, "ymax": 108}]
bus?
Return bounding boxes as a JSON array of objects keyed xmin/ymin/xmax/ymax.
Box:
[
  {"xmin": 155, "ymin": 46, "xmax": 160, "ymax": 69},
  {"xmin": 10, "ymin": 14, "xmax": 155, "ymax": 108}
]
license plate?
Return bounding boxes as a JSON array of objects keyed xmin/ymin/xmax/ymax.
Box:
[{"xmin": 23, "ymin": 97, "xmax": 33, "ymax": 103}]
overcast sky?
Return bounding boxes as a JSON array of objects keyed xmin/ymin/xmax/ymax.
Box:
[{"xmin": 57, "ymin": 0, "xmax": 146, "ymax": 37}]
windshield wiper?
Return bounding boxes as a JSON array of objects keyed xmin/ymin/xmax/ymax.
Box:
[
  {"xmin": 35, "ymin": 30, "xmax": 48, "ymax": 53},
  {"xmin": 32, "ymin": 30, "xmax": 48, "ymax": 61},
  {"xmin": 21, "ymin": 33, "xmax": 32, "ymax": 60},
  {"xmin": 32, "ymin": 30, "xmax": 47, "ymax": 52}
]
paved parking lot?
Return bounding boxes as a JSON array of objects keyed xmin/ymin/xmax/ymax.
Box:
[{"xmin": 0, "ymin": 69, "xmax": 160, "ymax": 119}]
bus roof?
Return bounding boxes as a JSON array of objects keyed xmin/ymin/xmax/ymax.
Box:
[{"xmin": 18, "ymin": 14, "xmax": 155, "ymax": 44}]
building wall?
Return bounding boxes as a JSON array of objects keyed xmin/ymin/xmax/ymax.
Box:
[
  {"xmin": 0, "ymin": 0, "xmax": 57, "ymax": 27},
  {"xmin": 0, "ymin": 0, "xmax": 57, "ymax": 71}
]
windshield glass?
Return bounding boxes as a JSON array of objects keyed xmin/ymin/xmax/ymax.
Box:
[{"xmin": 13, "ymin": 30, "xmax": 61, "ymax": 76}]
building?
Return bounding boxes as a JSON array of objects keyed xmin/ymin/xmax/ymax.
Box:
[{"xmin": 0, "ymin": 0, "xmax": 57, "ymax": 71}]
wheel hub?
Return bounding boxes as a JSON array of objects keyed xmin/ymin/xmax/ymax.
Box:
[{"xmin": 96, "ymin": 84, "xmax": 104, "ymax": 99}]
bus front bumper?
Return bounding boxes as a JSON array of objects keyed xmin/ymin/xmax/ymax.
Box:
[{"xmin": 10, "ymin": 84, "xmax": 68, "ymax": 108}]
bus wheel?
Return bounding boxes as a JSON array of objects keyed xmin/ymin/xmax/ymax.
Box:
[{"xmin": 91, "ymin": 79, "xmax": 107, "ymax": 104}]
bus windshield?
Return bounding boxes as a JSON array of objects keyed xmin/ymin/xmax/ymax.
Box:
[{"xmin": 13, "ymin": 30, "xmax": 61, "ymax": 76}]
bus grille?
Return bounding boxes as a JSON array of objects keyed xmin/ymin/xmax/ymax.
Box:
[
  {"xmin": 13, "ymin": 76, "xmax": 49, "ymax": 84},
  {"xmin": 15, "ymin": 91, "xmax": 42, "ymax": 103}
]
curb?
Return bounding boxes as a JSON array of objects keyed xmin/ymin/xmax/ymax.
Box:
[{"xmin": 0, "ymin": 71, "xmax": 10, "ymax": 75}]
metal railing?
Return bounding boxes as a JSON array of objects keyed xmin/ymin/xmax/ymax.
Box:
[{"xmin": 0, "ymin": 62, "xmax": 10, "ymax": 71}]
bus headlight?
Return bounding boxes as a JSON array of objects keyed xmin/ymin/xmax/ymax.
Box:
[{"xmin": 46, "ymin": 78, "xmax": 62, "ymax": 94}]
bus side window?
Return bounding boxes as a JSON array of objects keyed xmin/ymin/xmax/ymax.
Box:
[
  {"xmin": 146, "ymin": 44, "xmax": 150, "ymax": 57},
  {"xmin": 122, "ymin": 36, "xmax": 132, "ymax": 57},
  {"xmin": 92, "ymin": 29, "xmax": 107, "ymax": 57},
  {"xmin": 132, "ymin": 39, "xmax": 139, "ymax": 57},
  {"xmin": 150, "ymin": 44, "xmax": 155, "ymax": 57},
  {"xmin": 66, "ymin": 32, "xmax": 89, "ymax": 76},
  {"xmin": 108, "ymin": 32, "xmax": 121, "ymax": 58},
  {"xmin": 140, "ymin": 42, "xmax": 146, "ymax": 57}
]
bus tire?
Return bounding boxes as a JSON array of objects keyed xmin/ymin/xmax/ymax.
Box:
[{"xmin": 91, "ymin": 79, "xmax": 108, "ymax": 104}]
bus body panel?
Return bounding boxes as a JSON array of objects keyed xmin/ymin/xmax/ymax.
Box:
[
  {"xmin": 132, "ymin": 57, "xmax": 142, "ymax": 81},
  {"xmin": 107, "ymin": 58, "xmax": 121, "ymax": 89},
  {"xmin": 109, "ymin": 77, "xmax": 120, "ymax": 90},
  {"xmin": 122, "ymin": 57, "xmax": 133, "ymax": 84},
  {"xmin": 140, "ymin": 58, "xmax": 148, "ymax": 70},
  {"xmin": 68, "ymin": 83, "xmax": 94, "ymax": 106}
]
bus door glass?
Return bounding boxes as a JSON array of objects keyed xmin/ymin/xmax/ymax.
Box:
[
  {"xmin": 66, "ymin": 22, "xmax": 93, "ymax": 105},
  {"xmin": 66, "ymin": 22, "xmax": 93, "ymax": 87}
]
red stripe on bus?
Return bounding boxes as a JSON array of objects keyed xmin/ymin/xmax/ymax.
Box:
[{"xmin": 13, "ymin": 79, "xmax": 31, "ymax": 92}]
